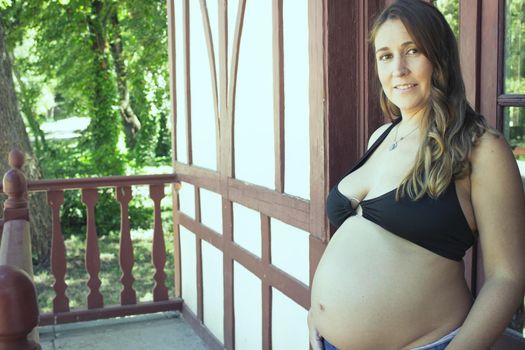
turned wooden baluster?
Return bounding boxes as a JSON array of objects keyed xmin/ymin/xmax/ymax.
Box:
[
  {"xmin": 47, "ymin": 190, "xmax": 69, "ymax": 312},
  {"xmin": 116, "ymin": 186, "xmax": 136, "ymax": 305},
  {"xmin": 0, "ymin": 265, "xmax": 40, "ymax": 350},
  {"xmin": 81, "ymin": 188, "xmax": 103, "ymax": 309},
  {"xmin": 150, "ymin": 184, "xmax": 168, "ymax": 301}
]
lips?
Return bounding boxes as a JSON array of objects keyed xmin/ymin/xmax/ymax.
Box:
[{"xmin": 394, "ymin": 83, "xmax": 418, "ymax": 90}]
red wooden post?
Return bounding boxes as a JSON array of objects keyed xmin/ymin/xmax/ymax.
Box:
[
  {"xmin": 0, "ymin": 265, "xmax": 40, "ymax": 350},
  {"xmin": 116, "ymin": 186, "xmax": 136, "ymax": 305},
  {"xmin": 47, "ymin": 190, "xmax": 69, "ymax": 313},
  {"xmin": 150, "ymin": 184, "xmax": 169, "ymax": 301},
  {"xmin": 2, "ymin": 149, "xmax": 29, "ymax": 221}
]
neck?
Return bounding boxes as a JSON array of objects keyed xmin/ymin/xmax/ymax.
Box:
[{"xmin": 399, "ymin": 107, "xmax": 426, "ymax": 129}]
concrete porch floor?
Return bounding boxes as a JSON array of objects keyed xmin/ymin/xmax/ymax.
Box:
[{"xmin": 39, "ymin": 311, "xmax": 208, "ymax": 350}]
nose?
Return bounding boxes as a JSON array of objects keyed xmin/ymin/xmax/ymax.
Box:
[{"xmin": 392, "ymin": 56, "xmax": 409, "ymax": 77}]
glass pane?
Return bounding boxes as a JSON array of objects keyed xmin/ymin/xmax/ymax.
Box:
[
  {"xmin": 504, "ymin": 0, "xmax": 525, "ymax": 94},
  {"xmin": 433, "ymin": 0, "xmax": 459, "ymax": 39},
  {"xmin": 503, "ymin": 106, "xmax": 525, "ymax": 335}
]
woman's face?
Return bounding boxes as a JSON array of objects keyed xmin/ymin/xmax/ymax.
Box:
[{"xmin": 374, "ymin": 19, "xmax": 433, "ymax": 118}]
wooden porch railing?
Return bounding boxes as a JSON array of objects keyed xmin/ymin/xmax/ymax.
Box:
[{"xmin": 0, "ymin": 150, "xmax": 183, "ymax": 327}]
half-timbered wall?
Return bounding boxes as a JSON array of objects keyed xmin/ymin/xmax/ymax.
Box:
[{"xmin": 167, "ymin": 0, "xmax": 389, "ymax": 348}]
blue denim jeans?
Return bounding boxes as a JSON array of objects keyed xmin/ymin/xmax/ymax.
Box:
[{"xmin": 323, "ymin": 327, "xmax": 460, "ymax": 350}]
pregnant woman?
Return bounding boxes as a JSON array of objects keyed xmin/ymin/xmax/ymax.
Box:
[{"xmin": 308, "ymin": 1, "xmax": 525, "ymax": 349}]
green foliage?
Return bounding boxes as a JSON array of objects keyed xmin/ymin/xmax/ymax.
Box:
[{"xmin": 433, "ymin": 0, "xmax": 459, "ymax": 39}]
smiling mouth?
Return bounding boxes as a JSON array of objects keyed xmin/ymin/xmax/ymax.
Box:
[{"xmin": 394, "ymin": 83, "xmax": 418, "ymax": 90}]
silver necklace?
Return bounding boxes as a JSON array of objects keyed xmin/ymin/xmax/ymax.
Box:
[{"xmin": 389, "ymin": 124, "xmax": 419, "ymax": 151}]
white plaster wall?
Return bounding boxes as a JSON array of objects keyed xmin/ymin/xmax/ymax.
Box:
[
  {"xmin": 234, "ymin": 0, "xmax": 275, "ymax": 189},
  {"xmin": 180, "ymin": 226, "xmax": 197, "ymax": 314},
  {"xmin": 271, "ymin": 219, "xmax": 310, "ymax": 286},
  {"xmin": 178, "ymin": 182, "xmax": 195, "ymax": 219},
  {"xmin": 272, "ymin": 288, "xmax": 309, "ymax": 350},
  {"xmin": 202, "ymin": 241, "xmax": 224, "ymax": 343},
  {"xmin": 200, "ymin": 189, "xmax": 223, "ymax": 234},
  {"xmin": 189, "ymin": 0, "xmax": 217, "ymax": 170},
  {"xmin": 174, "ymin": 0, "xmax": 187, "ymax": 164},
  {"xmin": 234, "ymin": 262, "xmax": 262, "ymax": 350},
  {"xmin": 233, "ymin": 203, "xmax": 261, "ymax": 257},
  {"xmin": 283, "ymin": 0, "xmax": 310, "ymax": 200}
]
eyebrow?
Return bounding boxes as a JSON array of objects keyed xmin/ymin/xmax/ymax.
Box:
[{"xmin": 375, "ymin": 41, "xmax": 415, "ymax": 54}]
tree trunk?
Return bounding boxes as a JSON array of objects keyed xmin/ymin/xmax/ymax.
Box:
[
  {"xmin": 109, "ymin": 8, "xmax": 141, "ymax": 139},
  {"xmin": 0, "ymin": 18, "xmax": 51, "ymax": 267}
]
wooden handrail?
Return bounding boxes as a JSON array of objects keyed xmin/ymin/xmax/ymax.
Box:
[{"xmin": 0, "ymin": 173, "xmax": 178, "ymax": 193}]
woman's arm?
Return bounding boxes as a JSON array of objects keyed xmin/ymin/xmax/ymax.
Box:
[{"xmin": 446, "ymin": 132, "xmax": 525, "ymax": 350}]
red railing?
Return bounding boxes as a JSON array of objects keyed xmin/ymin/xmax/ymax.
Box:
[{"xmin": 0, "ymin": 151, "xmax": 182, "ymax": 326}]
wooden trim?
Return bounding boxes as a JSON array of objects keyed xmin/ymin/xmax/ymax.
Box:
[
  {"xmin": 228, "ymin": 178, "xmax": 310, "ymax": 231},
  {"xmin": 0, "ymin": 174, "xmax": 178, "ymax": 193},
  {"xmin": 262, "ymin": 283, "xmax": 272, "ymax": 350},
  {"xmin": 459, "ymin": 0, "xmax": 481, "ymax": 109},
  {"xmin": 180, "ymin": 213, "xmax": 224, "ymax": 251},
  {"xmin": 497, "ymin": 95, "xmax": 525, "ymax": 107},
  {"xmin": 218, "ymin": 0, "xmax": 229, "ymax": 177},
  {"xmin": 172, "ymin": 185, "xmax": 182, "ymax": 298},
  {"xmin": 227, "ymin": 0, "xmax": 247, "ymax": 171},
  {"xmin": 196, "ymin": 234, "xmax": 203, "ymax": 322},
  {"xmin": 479, "ymin": 0, "xmax": 500, "ymax": 128},
  {"xmin": 184, "ymin": 0, "xmax": 193, "ymax": 164},
  {"xmin": 39, "ymin": 300, "xmax": 182, "ymax": 326},
  {"xmin": 222, "ymin": 199, "xmax": 234, "ymax": 350},
  {"xmin": 308, "ymin": 0, "xmax": 328, "ymax": 241},
  {"xmin": 167, "ymin": 0, "xmax": 178, "ymax": 163},
  {"xmin": 198, "ymin": 0, "xmax": 221, "ymax": 170},
  {"xmin": 273, "ymin": 0, "xmax": 285, "ymax": 193},
  {"xmin": 261, "ymin": 213, "xmax": 271, "ymax": 350},
  {"xmin": 175, "ymin": 163, "xmax": 221, "ymax": 192},
  {"xmin": 182, "ymin": 304, "xmax": 224, "ymax": 350}
]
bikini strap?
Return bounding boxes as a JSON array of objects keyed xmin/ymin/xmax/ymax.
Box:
[{"xmin": 343, "ymin": 118, "xmax": 400, "ymax": 176}]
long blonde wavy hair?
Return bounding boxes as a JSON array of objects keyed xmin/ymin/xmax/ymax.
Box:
[{"xmin": 370, "ymin": 0, "xmax": 491, "ymax": 200}]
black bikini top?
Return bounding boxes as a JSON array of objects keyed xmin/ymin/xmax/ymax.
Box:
[{"xmin": 326, "ymin": 120, "xmax": 476, "ymax": 261}]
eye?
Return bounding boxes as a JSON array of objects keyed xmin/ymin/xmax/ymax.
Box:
[
  {"xmin": 406, "ymin": 47, "xmax": 419, "ymax": 55},
  {"xmin": 378, "ymin": 53, "xmax": 392, "ymax": 61}
]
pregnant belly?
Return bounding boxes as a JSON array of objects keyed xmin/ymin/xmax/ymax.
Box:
[{"xmin": 310, "ymin": 216, "xmax": 472, "ymax": 350}]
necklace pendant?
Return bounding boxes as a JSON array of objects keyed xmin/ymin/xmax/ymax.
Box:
[{"xmin": 389, "ymin": 142, "xmax": 398, "ymax": 151}]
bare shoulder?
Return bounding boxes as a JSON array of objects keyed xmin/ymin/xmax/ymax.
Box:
[
  {"xmin": 367, "ymin": 122, "xmax": 393, "ymax": 150},
  {"xmin": 470, "ymin": 129, "xmax": 517, "ymax": 174}
]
